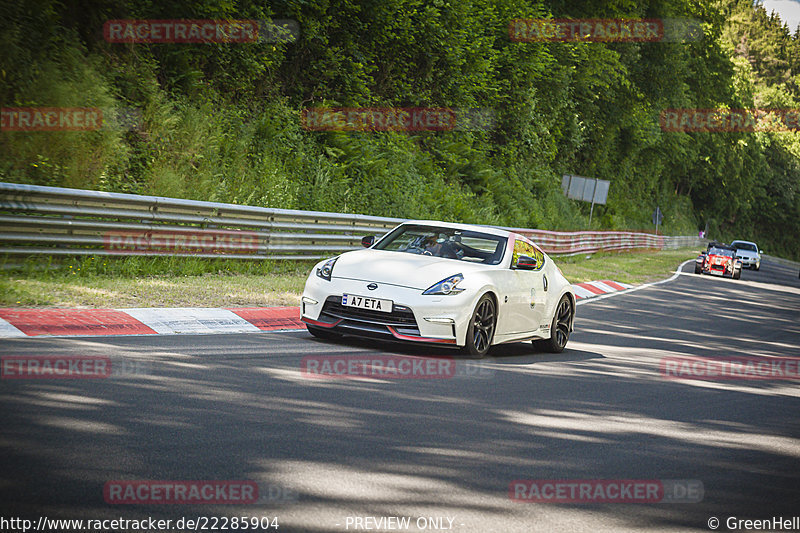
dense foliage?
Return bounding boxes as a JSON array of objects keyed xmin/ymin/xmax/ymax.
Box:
[{"xmin": 1, "ymin": 0, "xmax": 798, "ymax": 258}]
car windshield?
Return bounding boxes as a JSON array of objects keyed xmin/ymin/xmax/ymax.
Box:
[
  {"xmin": 374, "ymin": 225, "xmax": 507, "ymax": 265},
  {"xmin": 709, "ymin": 247, "xmax": 735, "ymax": 257},
  {"xmin": 733, "ymin": 242, "xmax": 757, "ymax": 252}
]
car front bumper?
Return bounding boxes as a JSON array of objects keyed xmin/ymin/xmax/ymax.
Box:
[
  {"xmin": 702, "ymin": 264, "xmax": 738, "ymax": 277},
  {"xmin": 301, "ymin": 275, "xmax": 481, "ymax": 347}
]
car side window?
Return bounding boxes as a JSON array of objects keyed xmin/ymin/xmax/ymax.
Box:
[{"xmin": 512, "ymin": 239, "xmax": 545, "ymax": 270}]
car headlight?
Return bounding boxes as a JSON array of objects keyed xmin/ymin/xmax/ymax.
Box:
[
  {"xmin": 423, "ymin": 274, "xmax": 465, "ymax": 295},
  {"xmin": 316, "ymin": 257, "xmax": 338, "ymax": 281}
]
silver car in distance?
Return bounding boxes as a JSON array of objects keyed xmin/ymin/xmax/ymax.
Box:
[{"xmin": 731, "ymin": 240, "xmax": 762, "ymax": 270}]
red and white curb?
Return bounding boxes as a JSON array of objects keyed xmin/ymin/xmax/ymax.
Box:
[
  {"xmin": 0, "ymin": 307, "xmax": 304, "ymax": 338},
  {"xmin": 572, "ymin": 280, "xmax": 633, "ymax": 300},
  {"xmin": 0, "ymin": 279, "xmax": 635, "ymax": 339}
]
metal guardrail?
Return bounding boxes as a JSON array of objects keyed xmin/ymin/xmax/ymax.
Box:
[
  {"xmin": 0, "ymin": 182, "xmax": 703, "ymax": 260},
  {"xmin": 509, "ymin": 228, "xmax": 699, "ymax": 256}
]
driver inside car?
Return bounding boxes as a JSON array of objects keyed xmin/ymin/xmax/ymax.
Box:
[
  {"xmin": 423, "ymin": 235, "xmax": 444, "ymax": 255},
  {"xmin": 424, "ymin": 234, "xmax": 461, "ymax": 259}
]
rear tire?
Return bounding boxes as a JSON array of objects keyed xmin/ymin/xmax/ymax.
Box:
[
  {"xmin": 462, "ymin": 294, "xmax": 496, "ymax": 359},
  {"xmin": 533, "ymin": 295, "xmax": 573, "ymax": 353},
  {"xmin": 307, "ymin": 325, "xmax": 341, "ymax": 340}
]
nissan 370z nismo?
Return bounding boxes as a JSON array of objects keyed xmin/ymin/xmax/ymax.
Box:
[{"xmin": 300, "ymin": 221, "xmax": 576, "ymax": 358}]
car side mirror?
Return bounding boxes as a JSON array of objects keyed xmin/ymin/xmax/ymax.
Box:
[
  {"xmin": 361, "ymin": 235, "xmax": 376, "ymax": 248},
  {"xmin": 515, "ymin": 255, "xmax": 538, "ymax": 270},
  {"xmin": 759, "ymin": 250, "xmax": 763, "ymax": 254}
]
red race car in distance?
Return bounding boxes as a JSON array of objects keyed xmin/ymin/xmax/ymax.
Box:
[{"xmin": 695, "ymin": 243, "xmax": 742, "ymax": 279}]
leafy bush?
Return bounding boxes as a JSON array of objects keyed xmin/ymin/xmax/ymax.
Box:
[{"xmin": 1, "ymin": 0, "xmax": 798, "ymax": 260}]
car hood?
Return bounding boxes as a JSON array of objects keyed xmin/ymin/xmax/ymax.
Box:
[
  {"xmin": 331, "ymin": 249, "xmax": 494, "ymax": 290},
  {"xmin": 736, "ymin": 250, "xmax": 758, "ymax": 258}
]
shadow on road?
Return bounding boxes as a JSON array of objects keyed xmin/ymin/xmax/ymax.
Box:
[{"xmin": 0, "ymin": 258, "xmax": 798, "ymax": 531}]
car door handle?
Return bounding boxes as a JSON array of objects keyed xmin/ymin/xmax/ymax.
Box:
[{"xmin": 543, "ymin": 275, "xmax": 548, "ymax": 291}]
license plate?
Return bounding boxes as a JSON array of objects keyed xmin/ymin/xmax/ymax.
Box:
[
  {"xmin": 709, "ymin": 269, "xmax": 723, "ymax": 276},
  {"xmin": 342, "ymin": 294, "xmax": 393, "ymax": 313}
]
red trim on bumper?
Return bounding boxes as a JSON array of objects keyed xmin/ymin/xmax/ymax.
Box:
[
  {"xmin": 387, "ymin": 326, "xmax": 457, "ymax": 344},
  {"xmin": 301, "ymin": 317, "xmax": 342, "ymax": 328}
]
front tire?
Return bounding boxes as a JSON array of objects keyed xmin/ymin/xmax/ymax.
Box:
[
  {"xmin": 462, "ymin": 294, "xmax": 496, "ymax": 359},
  {"xmin": 534, "ymin": 295, "xmax": 573, "ymax": 353},
  {"xmin": 694, "ymin": 263, "xmax": 702, "ymax": 274}
]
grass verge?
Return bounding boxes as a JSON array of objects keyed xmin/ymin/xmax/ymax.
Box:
[
  {"xmin": 0, "ymin": 248, "xmax": 699, "ymax": 308},
  {"xmin": 557, "ymin": 247, "xmax": 700, "ymax": 285}
]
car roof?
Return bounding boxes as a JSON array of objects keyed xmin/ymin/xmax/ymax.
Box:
[{"xmin": 731, "ymin": 240, "xmax": 757, "ymax": 246}]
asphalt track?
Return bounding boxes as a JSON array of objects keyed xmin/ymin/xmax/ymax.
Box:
[{"xmin": 1, "ymin": 259, "xmax": 799, "ymax": 532}]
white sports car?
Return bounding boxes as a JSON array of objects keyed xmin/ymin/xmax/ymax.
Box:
[
  {"xmin": 731, "ymin": 240, "xmax": 762, "ymax": 270},
  {"xmin": 300, "ymin": 221, "xmax": 575, "ymax": 357}
]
